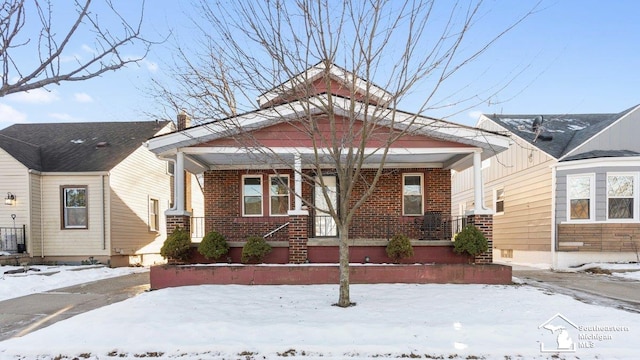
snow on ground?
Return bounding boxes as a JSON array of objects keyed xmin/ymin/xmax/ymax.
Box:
[
  {"xmin": 0, "ymin": 265, "xmax": 146, "ymax": 301},
  {"xmin": 563, "ymin": 262, "xmax": 640, "ymax": 281},
  {"xmin": 0, "ymin": 265, "xmax": 639, "ymax": 359}
]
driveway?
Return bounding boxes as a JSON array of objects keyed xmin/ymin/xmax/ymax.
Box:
[
  {"xmin": 512, "ymin": 266, "xmax": 640, "ymax": 313},
  {"xmin": 0, "ymin": 271, "xmax": 149, "ymax": 341}
]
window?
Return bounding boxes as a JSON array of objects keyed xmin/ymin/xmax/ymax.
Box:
[
  {"xmin": 269, "ymin": 175, "xmax": 290, "ymax": 216},
  {"xmin": 242, "ymin": 175, "xmax": 263, "ymax": 216},
  {"xmin": 62, "ymin": 186, "xmax": 88, "ymax": 229},
  {"xmin": 403, "ymin": 174, "xmax": 423, "ymax": 216},
  {"xmin": 149, "ymin": 198, "xmax": 159, "ymax": 231},
  {"xmin": 166, "ymin": 161, "xmax": 175, "ymax": 176},
  {"xmin": 607, "ymin": 173, "xmax": 638, "ymax": 220},
  {"xmin": 567, "ymin": 174, "xmax": 594, "ymax": 221},
  {"xmin": 495, "ymin": 188, "xmax": 505, "ymax": 214}
]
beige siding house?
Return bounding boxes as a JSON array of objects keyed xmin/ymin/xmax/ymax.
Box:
[
  {"xmin": 452, "ymin": 104, "xmax": 640, "ymax": 269},
  {"xmin": 0, "ymin": 120, "xmax": 197, "ymax": 267}
]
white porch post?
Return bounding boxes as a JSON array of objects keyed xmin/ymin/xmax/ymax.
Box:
[
  {"xmin": 166, "ymin": 150, "xmax": 191, "ymax": 216},
  {"xmin": 176, "ymin": 151, "xmax": 185, "ymax": 212},
  {"xmin": 289, "ymin": 154, "xmax": 308, "ymax": 216},
  {"xmin": 471, "ymin": 150, "xmax": 492, "ymax": 215}
]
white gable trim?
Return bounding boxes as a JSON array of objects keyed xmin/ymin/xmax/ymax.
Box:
[
  {"xmin": 256, "ymin": 62, "xmax": 392, "ymax": 107},
  {"xmin": 147, "ymin": 94, "xmax": 510, "ymax": 156}
]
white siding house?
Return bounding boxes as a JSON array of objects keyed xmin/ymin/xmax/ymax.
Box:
[
  {"xmin": 0, "ymin": 120, "xmax": 202, "ymax": 267},
  {"xmin": 452, "ymin": 104, "xmax": 640, "ymax": 269}
]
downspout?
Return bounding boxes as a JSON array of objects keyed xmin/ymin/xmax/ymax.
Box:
[
  {"xmin": 37, "ymin": 172, "xmax": 44, "ymax": 258},
  {"xmin": 550, "ymin": 165, "xmax": 557, "ymax": 269},
  {"xmin": 159, "ymin": 156, "xmax": 178, "ymax": 211},
  {"xmin": 101, "ymin": 174, "xmax": 106, "ymax": 251}
]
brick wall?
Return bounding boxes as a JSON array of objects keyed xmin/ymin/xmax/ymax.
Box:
[
  {"xmin": 288, "ymin": 214, "xmax": 308, "ymax": 263},
  {"xmin": 349, "ymin": 168, "xmax": 451, "ymax": 239},
  {"xmin": 203, "ymin": 168, "xmax": 451, "ymax": 241},
  {"xmin": 166, "ymin": 215, "xmax": 191, "ymax": 236},
  {"xmin": 466, "ymin": 214, "xmax": 493, "ymax": 264},
  {"xmin": 203, "ymin": 170, "xmax": 292, "ymax": 242}
]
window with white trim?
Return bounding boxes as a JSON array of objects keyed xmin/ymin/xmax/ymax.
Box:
[
  {"xmin": 607, "ymin": 173, "xmax": 638, "ymax": 220},
  {"xmin": 567, "ymin": 174, "xmax": 594, "ymax": 221},
  {"xmin": 269, "ymin": 175, "xmax": 290, "ymax": 216},
  {"xmin": 402, "ymin": 174, "xmax": 423, "ymax": 216},
  {"xmin": 149, "ymin": 197, "xmax": 159, "ymax": 231},
  {"xmin": 242, "ymin": 175, "xmax": 263, "ymax": 216},
  {"xmin": 494, "ymin": 188, "xmax": 505, "ymax": 214},
  {"xmin": 62, "ymin": 186, "xmax": 88, "ymax": 229}
]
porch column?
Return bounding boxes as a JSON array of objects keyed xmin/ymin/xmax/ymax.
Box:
[
  {"xmin": 466, "ymin": 214, "xmax": 493, "ymax": 264},
  {"xmin": 166, "ymin": 150, "xmax": 192, "ymax": 235},
  {"xmin": 288, "ymin": 214, "xmax": 308, "ymax": 263},
  {"xmin": 472, "ymin": 151, "xmax": 492, "ymax": 214},
  {"xmin": 294, "ymin": 154, "xmax": 303, "ymax": 211},
  {"xmin": 467, "ymin": 150, "xmax": 493, "ymax": 263},
  {"xmin": 288, "ymin": 154, "xmax": 309, "ymax": 263}
]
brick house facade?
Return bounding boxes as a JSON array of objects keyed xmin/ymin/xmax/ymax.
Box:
[{"xmin": 147, "ymin": 62, "xmax": 510, "ymax": 265}]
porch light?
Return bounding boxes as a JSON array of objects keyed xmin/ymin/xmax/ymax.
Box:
[
  {"xmin": 364, "ymin": 256, "xmax": 371, "ymax": 263},
  {"xmin": 4, "ymin": 192, "xmax": 15, "ymax": 206}
]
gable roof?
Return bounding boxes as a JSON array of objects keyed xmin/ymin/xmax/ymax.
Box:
[
  {"xmin": 147, "ymin": 94, "xmax": 510, "ymax": 157},
  {"xmin": 256, "ymin": 61, "xmax": 392, "ymax": 108},
  {"xmin": 483, "ymin": 105, "xmax": 639, "ymax": 159},
  {"xmin": 0, "ymin": 121, "xmax": 172, "ymax": 172}
]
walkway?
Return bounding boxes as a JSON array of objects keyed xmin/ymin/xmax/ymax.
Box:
[
  {"xmin": 512, "ymin": 267, "xmax": 640, "ymax": 313},
  {"xmin": 0, "ymin": 271, "xmax": 149, "ymax": 341}
]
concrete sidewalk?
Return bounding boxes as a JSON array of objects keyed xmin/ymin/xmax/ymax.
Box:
[
  {"xmin": 0, "ymin": 271, "xmax": 149, "ymax": 341},
  {"xmin": 512, "ymin": 267, "xmax": 640, "ymax": 313}
]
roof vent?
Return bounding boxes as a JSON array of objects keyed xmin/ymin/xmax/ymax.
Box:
[
  {"xmin": 531, "ymin": 115, "xmax": 553, "ymax": 143},
  {"xmin": 95, "ymin": 141, "xmax": 109, "ymax": 148}
]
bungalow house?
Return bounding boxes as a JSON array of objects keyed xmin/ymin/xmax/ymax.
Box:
[
  {"xmin": 452, "ymin": 104, "xmax": 640, "ymax": 269},
  {"xmin": 146, "ymin": 62, "xmax": 511, "ymax": 265},
  {"xmin": 0, "ymin": 120, "xmax": 203, "ymax": 267}
]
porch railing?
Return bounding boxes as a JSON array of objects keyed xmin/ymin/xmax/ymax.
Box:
[
  {"xmin": 191, "ymin": 217, "xmax": 205, "ymax": 241},
  {"xmin": 188, "ymin": 214, "xmax": 467, "ymax": 242},
  {"xmin": 308, "ymin": 213, "xmax": 467, "ymax": 241},
  {"xmin": 0, "ymin": 225, "xmax": 27, "ymax": 254}
]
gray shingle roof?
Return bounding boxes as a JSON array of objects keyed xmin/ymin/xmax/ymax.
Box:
[
  {"xmin": 484, "ymin": 105, "xmax": 638, "ymax": 159},
  {"xmin": 0, "ymin": 121, "xmax": 171, "ymax": 172}
]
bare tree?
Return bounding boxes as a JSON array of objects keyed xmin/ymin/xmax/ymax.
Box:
[
  {"xmin": 153, "ymin": 0, "xmax": 537, "ymax": 307},
  {"xmin": 0, "ymin": 0, "xmax": 154, "ymax": 97}
]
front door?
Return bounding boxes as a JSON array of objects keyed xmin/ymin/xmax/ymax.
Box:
[{"xmin": 314, "ymin": 175, "xmax": 338, "ymax": 237}]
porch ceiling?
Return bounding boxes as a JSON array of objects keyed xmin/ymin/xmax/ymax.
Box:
[{"xmin": 180, "ymin": 147, "xmax": 479, "ymax": 173}]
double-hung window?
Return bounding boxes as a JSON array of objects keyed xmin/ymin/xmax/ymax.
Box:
[
  {"xmin": 269, "ymin": 175, "xmax": 290, "ymax": 216},
  {"xmin": 607, "ymin": 173, "xmax": 638, "ymax": 220},
  {"xmin": 495, "ymin": 188, "xmax": 505, "ymax": 214},
  {"xmin": 243, "ymin": 175, "xmax": 263, "ymax": 216},
  {"xmin": 403, "ymin": 174, "xmax": 423, "ymax": 216},
  {"xmin": 567, "ymin": 174, "xmax": 594, "ymax": 221},
  {"xmin": 62, "ymin": 186, "xmax": 88, "ymax": 229},
  {"xmin": 149, "ymin": 198, "xmax": 159, "ymax": 231}
]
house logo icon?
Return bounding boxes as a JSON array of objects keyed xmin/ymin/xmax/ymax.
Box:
[{"xmin": 538, "ymin": 313, "xmax": 578, "ymax": 353}]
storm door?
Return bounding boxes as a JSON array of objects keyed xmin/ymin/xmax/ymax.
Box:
[{"xmin": 314, "ymin": 175, "xmax": 338, "ymax": 237}]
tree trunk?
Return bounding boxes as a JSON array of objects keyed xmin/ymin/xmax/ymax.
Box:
[{"xmin": 337, "ymin": 226, "xmax": 352, "ymax": 307}]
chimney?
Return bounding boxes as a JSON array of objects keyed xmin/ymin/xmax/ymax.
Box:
[{"xmin": 177, "ymin": 110, "xmax": 191, "ymax": 130}]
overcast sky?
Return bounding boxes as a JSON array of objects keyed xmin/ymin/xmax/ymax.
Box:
[{"xmin": 0, "ymin": 0, "xmax": 638, "ymax": 129}]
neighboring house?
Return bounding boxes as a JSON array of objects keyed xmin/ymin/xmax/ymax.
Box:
[
  {"xmin": 452, "ymin": 105, "xmax": 640, "ymax": 269},
  {"xmin": 0, "ymin": 120, "xmax": 203, "ymax": 267},
  {"xmin": 146, "ymin": 62, "xmax": 511, "ymax": 264}
]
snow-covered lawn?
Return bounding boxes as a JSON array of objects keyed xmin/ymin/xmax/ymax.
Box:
[{"xmin": 0, "ymin": 263, "xmax": 639, "ymax": 359}]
